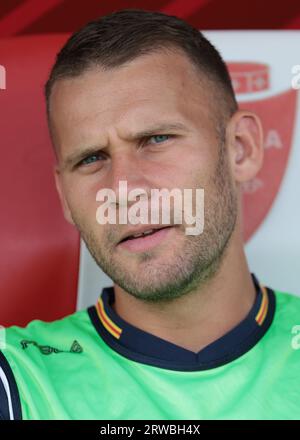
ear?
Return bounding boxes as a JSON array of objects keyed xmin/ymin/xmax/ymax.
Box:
[
  {"xmin": 226, "ymin": 109, "xmax": 264, "ymax": 183},
  {"xmin": 53, "ymin": 165, "xmax": 75, "ymax": 226}
]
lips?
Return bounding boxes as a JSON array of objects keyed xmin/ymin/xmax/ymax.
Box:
[
  {"xmin": 123, "ymin": 229, "xmax": 159, "ymax": 241},
  {"xmin": 118, "ymin": 225, "xmax": 174, "ymax": 252},
  {"xmin": 118, "ymin": 225, "xmax": 172, "ymax": 244}
]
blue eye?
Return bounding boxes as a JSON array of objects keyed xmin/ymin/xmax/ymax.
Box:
[
  {"xmin": 79, "ymin": 154, "xmax": 101, "ymax": 166},
  {"xmin": 148, "ymin": 134, "xmax": 171, "ymax": 144}
]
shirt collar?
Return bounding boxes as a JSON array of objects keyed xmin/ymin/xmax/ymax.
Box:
[{"xmin": 88, "ymin": 273, "xmax": 275, "ymax": 371}]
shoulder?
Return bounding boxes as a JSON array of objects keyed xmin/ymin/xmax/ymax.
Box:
[
  {"xmin": 0, "ymin": 308, "xmax": 90, "ymax": 420},
  {"xmin": 5, "ymin": 307, "xmax": 89, "ymax": 339},
  {"xmin": 3, "ymin": 308, "xmax": 93, "ymax": 355},
  {"xmin": 262, "ymin": 287, "xmax": 300, "ymax": 355},
  {"xmin": 272, "ymin": 288, "xmax": 300, "ymax": 321}
]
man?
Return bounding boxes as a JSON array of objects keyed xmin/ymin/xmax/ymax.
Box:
[{"xmin": 0, "ymin": 9, "xmax": 299, "ymax": 420}]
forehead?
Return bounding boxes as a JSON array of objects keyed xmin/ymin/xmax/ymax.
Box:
[{"xmin": 49, "ymin": 49, "xmax": 214, "ymax": 149}]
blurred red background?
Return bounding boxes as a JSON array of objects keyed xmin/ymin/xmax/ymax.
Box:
[{"xmin": 0, "ymin": 0, "xmax": 300, "ymax": 36}]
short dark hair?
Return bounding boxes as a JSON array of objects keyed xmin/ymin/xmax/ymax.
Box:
[{"xmin": 45, "ymin": 8, "xmax": 237, "ymax": 125}]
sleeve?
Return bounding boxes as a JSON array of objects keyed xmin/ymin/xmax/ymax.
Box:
[{"xmin": 0, "ymin": 351, "xmax": 22, "ymax": 420}]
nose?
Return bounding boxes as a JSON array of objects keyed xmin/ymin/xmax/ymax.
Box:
[{"xmin": 108, "ymin": 152, "xmax": 152, "ymax": 207}]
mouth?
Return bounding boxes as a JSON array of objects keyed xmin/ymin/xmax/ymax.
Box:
[{"xmin": 117, "ymin": 225, "xmax": 175, "ymax": 252}]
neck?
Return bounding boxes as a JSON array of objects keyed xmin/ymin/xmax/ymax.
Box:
[{"xmin": 113, "ymin": 228, "xmax": 256, "ymax": 353}]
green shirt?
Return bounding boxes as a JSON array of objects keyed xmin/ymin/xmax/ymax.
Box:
[{"xmin": 0, "ymin": 274, "xmax": 299, "ymax": 420}]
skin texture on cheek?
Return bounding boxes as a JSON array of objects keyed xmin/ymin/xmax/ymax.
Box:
[{"xmin": 69, "ymin": 137, "xmax": 238, "ymax": 304}]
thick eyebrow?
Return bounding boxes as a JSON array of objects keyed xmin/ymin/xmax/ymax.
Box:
[
  {"xmin": 127, "ymin": 122, "xmax": 189, "ymax": 141},
  {"xmin": 62, "ymin": 122, "xmax": 189, "ymax": 170},
  {"xmin": 62, "ymin": 145, "xmax": 107, "ymax": 171}
]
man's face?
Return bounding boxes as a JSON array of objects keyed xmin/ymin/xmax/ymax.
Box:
[{"xmin": 50, "ymin": 49, "xmax": 238, "ymax": 302}]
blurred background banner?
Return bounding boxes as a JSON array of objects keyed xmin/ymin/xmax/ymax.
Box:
[
  {"xmin": 1, "ymin": 0, "xmax": 300, "ymax": 35},
  {"xmin": 0, "ymin": 1, "xmax": 299, "ymax": 327}
]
